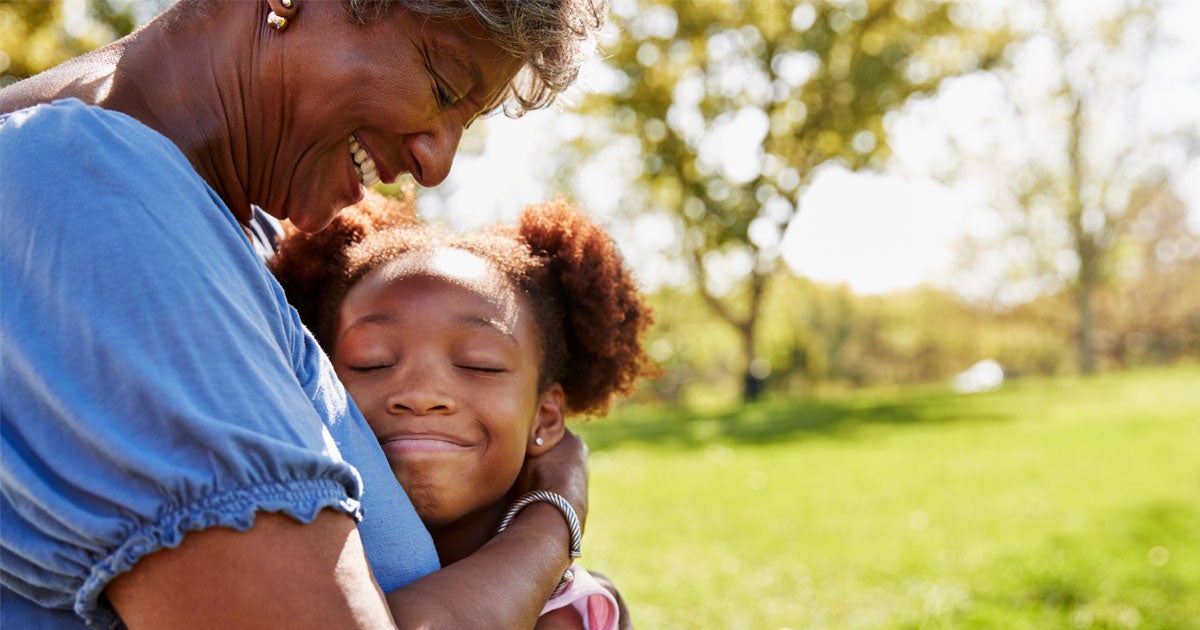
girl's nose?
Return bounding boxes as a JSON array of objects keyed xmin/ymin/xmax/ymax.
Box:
[
  {"xmin": 386, "ymin": 384, "xmax": 456, "ymax": 416},
  {"xmin": 385, "ymin": 362, "xmax": 456, "ymax": 416}
]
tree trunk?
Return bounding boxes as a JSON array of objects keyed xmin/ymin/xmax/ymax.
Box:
[
  {"xmin": 690, "ymin": 247, "xmax": 771, "ymax": 404},
  {"xmin": 1076, "ymin": 281, "xmax": 1096, "ymax": 374},
  {"xmin": 1065, "ymin": 91, "xmax": 1097, "ymax": 374},
  {"xmin": 739, "ymin": 321, "xmax": 764, "ymax": 403}
]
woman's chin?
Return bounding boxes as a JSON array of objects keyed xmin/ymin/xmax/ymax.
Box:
[{"xmin": 288, "ymin": 198, "xmax": 353, "ymax": 233}]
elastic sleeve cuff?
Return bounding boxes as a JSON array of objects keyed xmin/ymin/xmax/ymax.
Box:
[{"xmin": 76, "ymin": 478, "xmax": 360, "ymax": 628}]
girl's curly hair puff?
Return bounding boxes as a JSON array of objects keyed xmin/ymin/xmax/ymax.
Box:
[{"xmin": 270, "ymin": 190, "xmax": 653, "ymax": 417}]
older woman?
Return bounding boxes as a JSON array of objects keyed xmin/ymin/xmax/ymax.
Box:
[{"xmin": 0, "ymin": 0, "xmax": 606, "ymax": 627}]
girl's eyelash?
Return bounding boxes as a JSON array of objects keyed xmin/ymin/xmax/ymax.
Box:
[
  {"xmin": 350, "ymin": 364, "xmax": 392, "ymax": 373},
  {"xmin": 460, "ymin": 365, "xmax": 505, "ymax": 374}
]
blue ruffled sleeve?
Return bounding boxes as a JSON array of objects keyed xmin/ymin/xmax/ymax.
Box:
[{"xmin": 0, "ymin": 100, "xmax": 379, "ymax": 627}]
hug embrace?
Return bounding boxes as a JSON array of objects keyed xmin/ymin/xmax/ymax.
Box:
[{"xmin": 0, "ymin": 0, "xmax": 651, "ymax": 627}]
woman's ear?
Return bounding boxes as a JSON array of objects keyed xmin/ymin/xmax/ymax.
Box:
[{"xmin": 528, "ymin": 383, "xmax": 566, "ymax": 457}]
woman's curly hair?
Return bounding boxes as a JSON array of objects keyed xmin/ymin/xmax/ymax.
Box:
[{"xmin": 271, "ymin": 189, "xmax": 653, "ymax": 416}]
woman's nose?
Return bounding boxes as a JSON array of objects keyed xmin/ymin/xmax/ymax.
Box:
[{"xmin": 406, "ymin": 120, "xmax": 464, "ymax": 187}]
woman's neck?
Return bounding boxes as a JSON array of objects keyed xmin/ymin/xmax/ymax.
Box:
[
  {"xmin": 0, "ymin": 1, "xmax": 264, "ymax": 225},
  {"xmin": 427, "ymin": 498, "xmax": 511, "ymax": 567}
]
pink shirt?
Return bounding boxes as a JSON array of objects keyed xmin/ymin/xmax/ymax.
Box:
[{"xmin": 540, "ymin": 564, "xmax": 620, "ymax": 630}]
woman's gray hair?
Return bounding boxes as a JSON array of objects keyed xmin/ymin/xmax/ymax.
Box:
[{"xmin": 348, "ymin": 0, "xmax": 608, "ymax": 115}]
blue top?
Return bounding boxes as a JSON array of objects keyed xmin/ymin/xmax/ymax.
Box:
[{"xmin": 0, "ymin": 100, "xmax": 439, "ymax": 628}]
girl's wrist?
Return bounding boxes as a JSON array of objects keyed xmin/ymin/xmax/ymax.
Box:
[
  {"xmin": 498, "ymin": 502, "xmax": 574, "ymax": 588},
  {"xmin": 497, "ymin": 491, "xmax": 583, "ymax": 598}
]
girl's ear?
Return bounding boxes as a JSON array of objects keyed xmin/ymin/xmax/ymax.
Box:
[{"xmin": 528, "ymin": 383, "xmax": 566, "ymax": 457}]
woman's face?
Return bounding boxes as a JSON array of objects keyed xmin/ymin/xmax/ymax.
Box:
[
  {"xmin": 331, "ymin": 248, "xmax": 552, "ymax": 527},
  {"xmin": 263, "ymin": 6, "xmax": 523, "ymax": 232}
]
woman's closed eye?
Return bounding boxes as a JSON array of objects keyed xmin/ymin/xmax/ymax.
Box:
[
  {"xmin": 429, "ymin": 64, "xmax": 463, "ymax": 109},
  {"xmin": 434, "ymin": 80, "xmax": 458, "ymax": 108}
]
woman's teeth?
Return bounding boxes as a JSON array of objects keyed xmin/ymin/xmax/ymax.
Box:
[{"xmin": 349, "ymin": 134, "xmax": 380, "ymax": 187}]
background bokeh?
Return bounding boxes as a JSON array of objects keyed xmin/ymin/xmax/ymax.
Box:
[{"xmin": 4, "ymin": 0, "xmax": 1197, "ymax": 627}]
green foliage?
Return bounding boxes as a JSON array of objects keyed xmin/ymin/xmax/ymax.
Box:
[
  {"xmin": 0, "ymin": 0, "xmax": 140, "ymax": 86},
  {"xmin": 641, "ymin": 263, "xmax": 1199, "ymax": 404},
  {"xmin": 576, "ymin": 365, "xmax": 1200, "ymax": 628}
]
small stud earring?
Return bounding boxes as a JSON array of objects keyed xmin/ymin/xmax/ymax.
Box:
[
  {"xmin": 535, "ymin": 437, "xmax": 545, "ymax": 446},
  {"xmin": 267, "ymin": 11, "xmax": 288, "ymax": 30}
]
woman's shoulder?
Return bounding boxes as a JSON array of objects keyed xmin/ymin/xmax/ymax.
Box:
[
  {"xmin": 1, "ymin": 98, "xmax": 234, "ymax": 241},
  {"xmin": 2, "ymin": 98, "xmax": 183, "ymax": 170}
]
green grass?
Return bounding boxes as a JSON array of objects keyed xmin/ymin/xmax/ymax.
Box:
[{"xmin": 573, "ymin": 365, "xmax": 1200, "ymax": 629}]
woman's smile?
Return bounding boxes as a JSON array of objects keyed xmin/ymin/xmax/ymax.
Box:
[{"xmin": 349, "ymin": 134, "xmax": 382, "ymax": 187}]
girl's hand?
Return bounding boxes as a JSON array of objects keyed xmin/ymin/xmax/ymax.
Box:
[
  {"xmin": 535, "ymin": 605, "xmax": 585, "ymax": 629},
  {"xmin": 589, "ymin": 570, "xmax": 634, "ymax": 630},
  {"xmin": 515, "ymin": 429, "xmax": 589, "ymax": 529}
]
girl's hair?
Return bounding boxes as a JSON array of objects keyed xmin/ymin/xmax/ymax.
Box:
[{"xmin": 270, "ymin": 189, "xmax": 653, "ymax": 416}]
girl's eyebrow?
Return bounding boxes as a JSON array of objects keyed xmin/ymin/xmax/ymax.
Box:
[
  {"xmin": 455, "ymin": 314, "xmax": 519, "ymax": 347},
  {"xmin": 345, "ymin": 312, "xmax": 399, "ymax": 330}
]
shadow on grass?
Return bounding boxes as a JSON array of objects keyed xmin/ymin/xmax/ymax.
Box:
[{"xmin": 575, "ymin": 388, "xmax": 1011, "ymax": 452}]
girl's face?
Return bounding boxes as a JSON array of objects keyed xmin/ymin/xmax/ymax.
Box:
[{"xmin": 331, "ymin": 248, "xmax": 561, "ymax": 527}]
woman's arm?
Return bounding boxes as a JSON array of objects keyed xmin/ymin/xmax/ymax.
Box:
[
  {"xmin": 107, "ymin": 511, "xmax": 394, "ymax": 629},
  {"xmin": 103, "ymin": 432, "xmax": 586, "ymax": 629}
]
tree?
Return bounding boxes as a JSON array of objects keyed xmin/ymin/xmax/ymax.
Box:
[
  {"xmin": 898, "ymin": 0, "xmax": 1199, "ymax": 373},
  {"xmin": 572, "ymin": 0, "xmax": 1008, "ymax": 401}
]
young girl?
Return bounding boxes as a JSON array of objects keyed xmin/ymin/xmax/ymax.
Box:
[{"xmin": 271, "ymin": 190, "xmax": 652, "ymax": 629}]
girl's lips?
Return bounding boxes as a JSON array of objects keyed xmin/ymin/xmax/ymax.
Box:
[{"xmin": 381, "ymin": 437, "xmax": 473, "ymax": 454}]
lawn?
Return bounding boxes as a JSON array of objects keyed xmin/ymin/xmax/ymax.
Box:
[{"xmin": 573, "ymin": 365, "xmax": 1200, "ymax": 629}]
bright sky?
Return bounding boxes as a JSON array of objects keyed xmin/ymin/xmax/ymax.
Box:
[{"xmin": 420, "ymin": 0, "xmax": 1200, "ymax": 297}]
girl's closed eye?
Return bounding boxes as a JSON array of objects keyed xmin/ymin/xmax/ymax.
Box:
[
  {"xmin": 348, "ymin": 363, "xmax": 395, "ymax": 373},
  {"xmin": 458, "ymin": 364, "xmax": 507, "ymax": 374},
  {"xmin": 454, "ymin": 351, "xmax": 511, "ymax": 374},
  {"xmin": 338, "ymin": 346, "xmax": 397, "ymax": 374}
]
